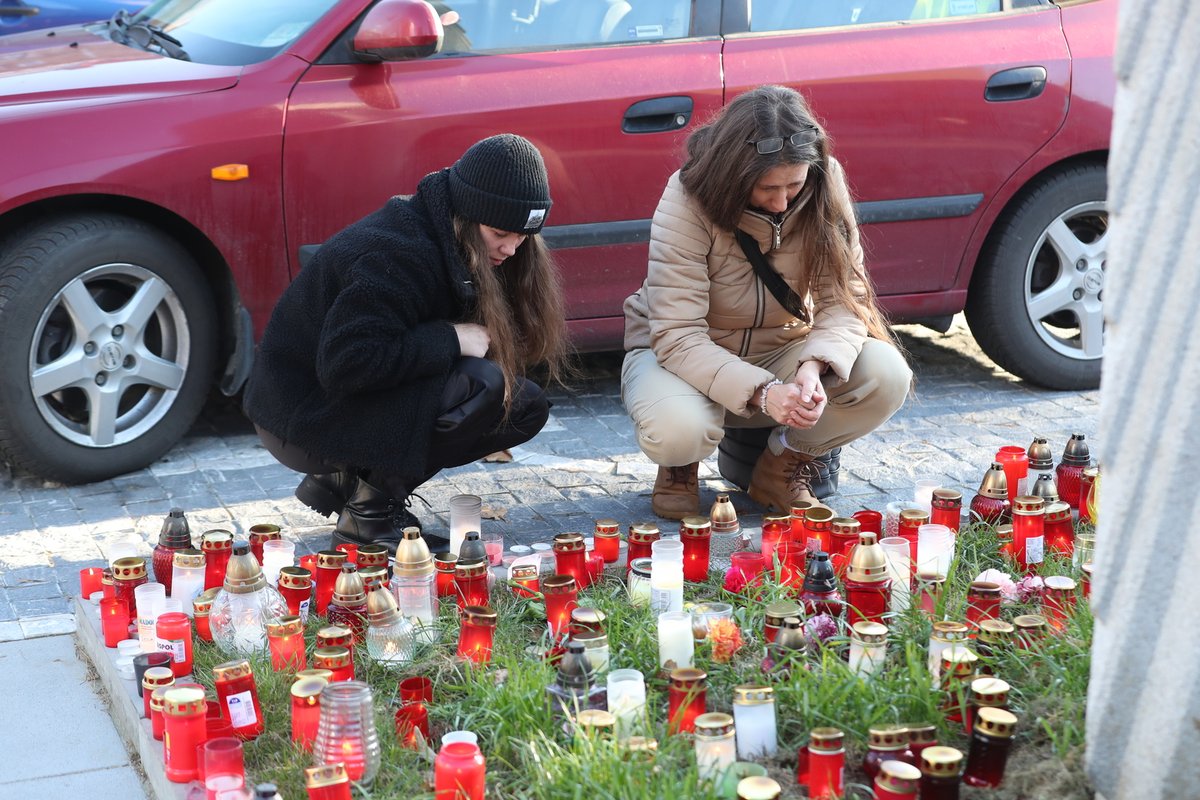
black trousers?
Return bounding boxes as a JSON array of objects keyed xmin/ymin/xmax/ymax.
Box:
[{"xmin": 256, "ymin": 357, "xmax": 550, "ymax": 496}]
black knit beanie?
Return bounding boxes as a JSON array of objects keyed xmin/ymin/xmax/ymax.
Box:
[{"xmin": 448, "ymin": 134, "xmax": 552, "ymax": 235}]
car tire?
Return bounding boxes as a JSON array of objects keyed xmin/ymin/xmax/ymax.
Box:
[
  {"xmin": 964, "ymin": 163, "xmax": 1108, "ymax": 390},
  {"xmin": 0, "ymin": 214, "xmax": 217, "ymax": 483}
]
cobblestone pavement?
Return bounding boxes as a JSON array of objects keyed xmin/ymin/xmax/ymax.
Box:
[{"xmin": 0, "ymin": 316, "xmax": 1099, "ymax": 641}]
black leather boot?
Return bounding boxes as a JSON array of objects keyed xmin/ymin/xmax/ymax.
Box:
[
  {"xmin": 295, "ymin": 470, "xmax": 358, "ymax": 517},
  {"xmin": 331, "ymin": 478, "xmax": 448, "ymax": 555}
]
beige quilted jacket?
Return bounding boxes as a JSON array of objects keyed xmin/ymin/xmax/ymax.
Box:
[{"xmin": 623, "ymin": 157, "xmax": 871, "ymax": 417}]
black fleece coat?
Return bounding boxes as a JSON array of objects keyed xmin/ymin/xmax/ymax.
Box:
[{"xmin": 242, "ymin": 170, "xmax": 475, "ymax": 479}]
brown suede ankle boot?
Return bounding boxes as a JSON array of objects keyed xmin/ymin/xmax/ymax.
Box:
[
  {"xmin": 748, "ymin": 446, "xmax": 824, "ymax": 511},
  {"xmin": 652, "ymin": 462, "xmax": 700, "ymax": 520}
]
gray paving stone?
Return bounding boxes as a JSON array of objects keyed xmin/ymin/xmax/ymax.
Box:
[
  {"xmin": 5, "ymin": 581, "xmax": 63, "ymax": 602},
  {"xmin": 10, "ymin": 597, "xmax": 70, "ymax": 617}
]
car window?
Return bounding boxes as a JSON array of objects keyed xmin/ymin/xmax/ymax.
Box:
[
  {"xmin": 749, "ymin": 0, "xmax": 1017, "ymax": 32},
  {"xmin": 431, "ymin": 0, "xmax": 692, "ymax": 53}
]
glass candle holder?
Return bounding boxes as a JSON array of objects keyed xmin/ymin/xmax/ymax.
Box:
[
  {"xmin": 878, "ymin": 536, "xmax": 911, "ymax": 613},
  {"xmin": 1079, "ymin": 465, "xmax": 1099, "ymax": 523},
  {"xmin": 680, "ymin": 516, "xmax": 713, "ymax": 583},
  {"xmin": 801, "ymin": 506, "xmax": 834, "ymax": 554},
  {"xmin": 455, "ymin": 560, "xmax": 490, "ymax": 611},
  {"xmin": 916, "ymin": 524, "xmax": 954, "ymax": 579},
  {"xmin": 574, "ymin": 629, "xmax": 610, "ymax": 675},
  {"xmin": 724, "ymin": 551, "xmax": 764, "ymax": 594},
  {"xmin": 828, "ymin": 517, "xmax": 861, "ymax": 577},
  {"xmin": 732, "ymin": 685, "xmax": 776, "ymax": 759},
  {"xmin": 995, "ymin": 445, "xmax": 1029, "ymax": 503},
  {"xmin": 763, "ymin": 600, "xmax": 801, "ymax": 645},
  {"xmin": 133, "ymin": 651, "xmax": 171, "ymax": 699},
  {"xmin": 594, "ymin": 519, "xmax": 620, "ymax": 563},
  {"xmin": 927, "ymin": 621, "xmax": 969, "ymax": 684},
  {"xmin": 919, "ymin": 746, "xmax": 963, "ymax": 800},
  {"xmin": 278, "ymin": 567, "xmax": 313, "ymax": 621},
  {"xmin": 1043, "ymin": 501, "xmax": 1074, "ymax": 556},
  {"xmin": 334, "ymin": 542, "xmax": 359, "ymax": 564},
  {"xmin": 962, "ymin": 707, "xmax": 1018, "ymax": 787},
  {"xmin": 435, "ymin": 552, "xmax": 459, "ymax": 598},
  {"xmin": 967, "ymin": 677, "xmax": 1011, "ymax": 735},
  {"xmin": 449, "ymin": 494, "xmax": 483, "ymax": 557},
  {"xmin": 192, "ymin": 587, "xmax": 218, "ymax": 643},
  {"xmin": 915, "ymin": 572, "xmax": 946, "ymax": 618},
  {"xmin": 541, "ymin": 574, "xmax": 578, "ymax": 640},
  {"xmin": 862, "ymin": 725, "xmax": 915, "ymax": 779},
  {"xmin": 965, "ymin": 581, "xmax": 1002, "ymax": 628},
  {"xmin": 291, "ymin": 676, "xmax": 327, "ymax": 751},
  {"xmin": 149, "ymin": 685, "xmax": 171, "ymax": 740},
  {"xmin": 261, "ymin": 539, "xmax": 296, "ymax": 588},
  {"xmin": 1056, "ymin": 434, "xmax": 1091, "ymax": 510},
  {"xmin": 201, "ymin": 530, "xmax": 234, "ymax": 591},
  {"xmin": 203, "ymin": 737, "xmax": 246, "ymax": 797},
  {"xmin": 694, "ymin": 712, "xmax": 737, "ymax": 781},
  {"xmin": 457, "ymin": 605, "xmax": 498, "ymax": 664},
  {"xmin": 170, "ymin": 550, "xmax": 206, "ymax": 611},
  {"xmin": 328, "ymin": 565, "xmax": 368, "ymax": 643},
  {"xmin": 849, "ymin": 621, "xmax": 888, "ymax": 677},
  {"xmin": 930, "ymin": 488, "xmax": 962, "ymax": 533},
  {"xmin": 650, "ymin": 539, "xmax": 684, "ymax": 614},
  {"xmin": 248, "ymin": 523, "xmax": 282, "ymax": 567},
  {"xmin": 267, "ymin": 616, "xmax": 307, "ymax": 672},
  {"xmin": 313, "ymin": 646, "xmax": 354, "ymax": 682},
  {"xmin": 112, "ymin": 556, "xmax": 149, "ymax": 624},
  {"xmin": 395, "ymin": 701, "xmax": 430, "ymax": 749},
  {"xmin": 210, "ymin": 545, "xmax": 290, "ymax": 656},
  {"xmin": 162, "ymin": 686, "xmax": 207, "ymax": 783},
  {"xmin": 214, "ymin": 659, "xmax": 265, "ymax": 740},
  {"xmin": 366, "ymin": 587, "xmax": 417, "ymax": 667},
  {"xmin": 658, "ymin": 611, "xmax": 694, "ymax": 670},
  {"xmin": 1011, "ymin": 496, "xmax": 1046, "ymax": 572},
  {"xmin": 607, "ymin": 669, "xmax": 646, "ymax": 740},
  {"xmin": 627, "ymin": 558, "xmax": 653, "ymax": 606},
  {"xmin": 800, "ymin": 728, "xmax": 845, "ymax": 800},
  {"xmin": 155, "ymin": 611, "xmax": 193, "ymax": 677},
  {"xmin": 760, "ymin": 514, "xmax": 791, "ymax": 564},
  {"xmin": 508, "ymin": 559, "xmax": 541, "ymax": 599},
  {"xmin": 435, "ymin": 741, "xmax": 486, "ymax": 800},
  {"xmin": 314, "ymin": 550, "xmax": 348, "ymax": 617},
  {"xmin": 304, "ymin": 764, "xmax": 352, "ymax": 800},
  {"xmin": 481, "ymin": 532, "xmax": 504, "ymax": 568},
  {"xmin": 875, "ymin": 760, "xmax": 922, "ymax": 799},
  {"xmin": 101, "ymin": 597, "xmax": 131, "ymax": 647},
  {"xmin": 896, "ymin": 508, "xmax": 928, "ymax": 573},
  {"xmin": 80, "ymin": 567, "xmax": 105, "ymax": 599},
  {"xmin": 553, "ymin": 532, "xmax": 590, "ymax": 589},
  {"xmin": 667, "ymin": 667, "xmax": 707, "ymax": 734},
  {"xmin": 141, "ymin": 666, "xmax": 175, "ymax": 718},
  {"xmin": 626, "ymin": 522, "xmax": 661, "ymax": 568},
  {"xmin": 314, "ymin": 681, "xmax": 382, "ymax": 786}
]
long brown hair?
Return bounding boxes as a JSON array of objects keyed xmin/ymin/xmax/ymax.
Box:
[
  {"xmin": 453, "ymin": 217, "xmax": 571, "ymax": 408},
  {"xmin": 679, "ymin": 85, "xmax": 895, "ymax": 344}
]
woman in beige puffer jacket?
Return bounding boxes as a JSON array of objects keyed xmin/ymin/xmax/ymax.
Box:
[{"xmin": 621, "ymin": 85, "xmax": 912, "ymax": 520}]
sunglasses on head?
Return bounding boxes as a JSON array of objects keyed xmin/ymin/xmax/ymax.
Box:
[{"xmin": 746, "ymin": 126, "xmax": 819, "ymax": 155}]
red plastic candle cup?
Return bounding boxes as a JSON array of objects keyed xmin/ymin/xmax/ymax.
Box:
[
  {"xmin": 192, "ymin": 588, "xmax": 217, "ymax": 643},
  {"xmin": 828, "ymin": 518, "xmax": 862, "ymax": 577},
  {"xmin": 395, "ymin": 701, "xmax": 430, "ymax": 749},
  {"xmin": 141, "ymin": 666, "xmax": 175, "ymax": 718},
  {"xmin": 897, "ymin": 508, "xmax": 928, "ymax": 576},
  {"xmin": 399, "ymin": 675, "xmax": 434, "ymax": 704},
  {"xmin": 278, "ymin": 566, "xmax": 314, "ymax": 620},
  {"xmin": 101, "ymin": 568, "xmax": 116, "ymax": 600},
  {"xmin": 844, "ymin": 576, "xmax": 892, "ymax": 626},
  {"xmin": 930, "ymin": 489, "xmax": 963, "ymax": 533},
  {"xmin": 298, "ymin": 552, "xmax": 319, "ymax": 572},
  {"xmin": 788, "ymin": 500, "xmax": 813, "ymax": 542},
  {"xmin": 290, "ymin": 676, "xmax": 327, "ymax": 751},
  {"xmin": 111, "ymin": 556, "xmax": 148, "ymax": 619},
  {"xmin": 666, "ymin": 667, "xmax": 707, "ymax": 734},
  {"xmin": 314, "ymin": 550, "xmax": 348, "ymax": 616},
  {"xmin": 962, "ymin": 708, "xmax": 1018, "ymax": 787},
  {"xmin": 334, "ymin": 541, "xmax": 359, "ymax": 562},
  {"xmin": 552, "ymin": 532, "xmax": 590, "ymax": 589},
  {"xmin": 454, "ymin": 561, "xmax": 490, "ymax": 610},
  {"xmin": 149, "ymin": 686, "xmax": 171, "ymax": 740},
  {"xmin": 541, "ymin": 575, "xmax": 578, "ymax": 640},
  {"xmin": 774, "ymin": 540, "xmax": 806, "ymax": 589},
  {"xmin": 965, "ymin": 581, "xmax": 1002, "ymax": 629},
  {"xmin": 852, "ymin": 509, "xmax": 883, "ymax": 535},
  {"xmin": 79, "ymin": 567, "xmax": 105, "ymax": 599},
  {"xmin": 316, "ymin": 624, "xmax": 353, "ymax": 652},
  {"xmin": 213, "ymin": 659, "xmax": 265, "ymax": 740},
  {"xmin": 267, "ymin": 616, "xmax": 308, "ymax": 672},
  {"xmin": 162, "ymin": 686, "xmax": 207, "ymax": 783},
  {"xmin": 594, "ymin": 519, "xmax": 621, "ymax": 563},
  {"xmin": 435, "ymin": 552, "xmax": 459, "ymax": 597},
  {"xmin": 804, "ymin": 728, "xmax": 846, "ymax": 800},
  {"xmin": 154, "ymin": 612, "xmax": 193, "ymax": 677},
  {"xmin": 200, "ymin": 530, "xmax": 233, "ymax": 591},
  {"xmin": 202, "ymin": 737, "xmax": 245, "ymax": 796},
  {"xmin": 802, "ymin": 507, "xmax": 835, "ymax": 554},
  {"xmin": 723, "ymin": 551, "xmax": 765, "ymax": 594},
  {"xmin": 435, "ymin": 741, "xmax": 487, "ymax": 800},
  {"xmin": 626, "ymin": 522, "xmax": 660, "ymax": 570},
  {"xmin": 760, "ymin": 513, "xmax": 790, "ymax": 564},
  {"xmin": 1080, "ymin": 562, "xmax": 1094, "ymax": 598},
  {"xmin": 305, "ymin": 764, "xmax": 353, "ymax": 800},
  {"xmin": 247, "ymin": 523, "xmax": 282, "ymax": 566},
  {"xmin": 763, "ymin": 601, "xmax": 801, "ymax": 644},
  {"xmin": 1011, "ymin": 496, "xmax": 1046, "ymax": 572},
  {"xmin": 312, "ymin": 646, "xmax": 355, "ymax": 682},
  {"xmin": 1041, "ymin": 576, "xmax": 1078, "ymax": 631},
  {"xmin": 1043, "ymin": 502, "xmax": 1075, "ymax": 556},
  {"xmin": 457, "ymin": 605, "xmax": 498, "ymax": 664},
  {"xmin": 100, "ymin": 597, "xmax": 130, "ymax": 647},
  {"xmin": 995, "ymin": 446, "xmax": 1028, "ymax": 504},
  {"xmin": 585, "ymin": 550, "xmax": 605, "ymax": 585},
  {"xmin": 509, "ymin": 563, "xmax": 540, "ymax": 599},
  {"xmin": 680, "ymin": 516, "xmax": 712, "ymax": 583}
]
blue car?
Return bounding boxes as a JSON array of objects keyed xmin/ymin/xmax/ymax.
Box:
[{"xmin": 0, "ymin": 0, "xmax": 147, "ymax": 35}]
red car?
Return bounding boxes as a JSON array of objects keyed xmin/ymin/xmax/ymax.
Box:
[{"xmin": 0, "ymin": 0, "xmax": 1113, "ymax": 483}]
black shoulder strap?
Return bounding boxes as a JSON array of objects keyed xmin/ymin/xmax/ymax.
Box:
[{"xmin": 734, "ymin": 228, "xmax": 809, "ymax": 323}]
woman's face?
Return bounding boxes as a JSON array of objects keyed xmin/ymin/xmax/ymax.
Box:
[
  {"xmin": 479, "ymin": 225, "xmax": 527, "ymax": 267},
  {"xmin": 749, "ymin": 163, "xmax": 811, "ymax": 215}
]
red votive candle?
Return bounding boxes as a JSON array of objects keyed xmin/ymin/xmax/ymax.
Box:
[
  {"xmin": 965, "ymin": 581, "xmax": 1002, "ymax": 629},
  {"xmin": 316, "ymin": 624, "xmax": 353, "ymax": 653},
  {"xmin": 213, "ymin": 659, "xmax": 265, "ymax": 740},
  {"xmin": 305, "ymin": 764, "xmax": 353, "ymax": 800},
  {"xmin": 930, "ymin": 489, "xmax": 962, "ymax": 533},
  {"xmin": 334, "ymin": 542, "xmax": 358, "ymax": 564},
  {"xmin": 150, "ymin": 685, "xmax": 171, "ymax": 740},
  {"xmin": 799, "ymin": 728, "xmax": 845, "ymax": 800},
  {"xmin": 510, "ymin": 563, "xmax": 540, "ymax": 599},
  {"xmin": 723, "ymin": 551, "xmax": 765, "ymax": 594},
  {"xmin": 267, "ymin": 616, "xmax": 307, "ymax": 672},
  {"xmin": 314, "ymin": 550, "xmax": 348, "ymax": 616},
  {"xmin": 110, "ymin": 556, "xmax": 147, "ymax": 619},
  {"xmin": 162, "ymin": 686, "xmax": 207, "ymax": 783},
  {"xmin": 874, "ymin": 760, "xmax": 921, "ymax": 799},
  {"xmin": 400, "ymin": 675, "xmax": 434, "ymax": 703},
  {"xmin": 312, "ymin": 646, "xmax": 354, "ymax": 682},
  {"xmin": 541, "ymin": 575, "xmax": 578, "ymax": 640},
  {"xmin": 760, "ymin": 513, "xmax": 790, "ymax": 565},
  {"xmin": 298, "ymin": 553, "xmax": 319, "ymax": 573},
  {"xmin": 1041, "ymin": 576, "xmax": 1078, "ymax": 631},
  {"xmin": 395, "ymin": 701, "xmax": 430, "ymax": 749},
  {"xmin": 774, "ymin": 540, "xmax": 806, "ymax": 589},
  {"xmin": 626, "ymin": 522, "xmax": 660, "ymax": 569},
  {"xmin": 278, "ymin": 566, "xmax": 314, "ymax": 620},
  {"xmin": 897, "ymin": 508, "xmax": 928, "ymax": 576},
  {"xmin": 141, "ymin": 666, "xmax": 174, "ymax": 718},
  {"xmin": 101, "ymin": 568, "xmax": 116, "ymax": 600},
  {"xmin": 454, "ymin": 560, "xmax": 490, "ymax": 610},
  {"xmin": 248, "ymin": 523, "xmax": 281, "ymax": 566},
  {"xmin": 1011, "ymin": 496, "xmax": 1045, "ymax": 572},
  {"xmin": 200, "ymin": 530, "xmax": 233, "ymax": 591},
  {"xmin": 788, "ymin": 500, "xmax": 813, "ymax": 542},
  {"xmin": 457, "ymin": 605, "xmax": 498, "ymax": 664},
  {"xmin": 829, "ymin": 517, "xmax": 861, "ymax": 577},
  {"xmin": 553, "ymin": 532, "xmax": 590, "ymax": 589},
  {"xmin": 290, "ymin": 676, "xmax": 327, "ymax": 751},
  {"xmin": 801, "ymin": 506, "xmax": 834, "ymax": 554},
  {"xmin": 666, "ymin": 667, "xmax": 707, "ymax": 734},
  {"xmin": 995, "ymin": 446, "xmax": 1029, "ymax": 504},
  {"xmin": 594, "ymin": 518, "xmax": 621, "ymax": 563},
  {"xmin": 852, "ymin": 509, "xmax": 883, "ymax": 535},
  {"xmin": 1043, "ymin": 501, "xmax": 1074, "ymax": 556},
  {"xmin": 79, "ymin": 567, "xmax": 104, "ymax": 599},
  {"xmin": 680, "ymin": 516, "xmax": 712, "ymax": 583},
  {"xmin": 100, "ymin": 597, "xmax": 130, "ymax": 647},
  {"xmin": 963, "ymin": 708, "xmax": 1018, "ymax": 787},
  {"xmin": 155, "ymin": 611, "xmax": 193, "ymax": 677},
  {"xmin": 435, "ymin": 741, "xmax": 487, "ymax": 800},
  {"xmin": 192, "ymin": 587, "xmax": 217, "ymax": 643},
  {"xmin": 763, "ymin": 600, "xmax": 801, "ymax": 644},
  {"xmin": 435, "ymin": 552, "xmax": 459, "ymax": 598}
]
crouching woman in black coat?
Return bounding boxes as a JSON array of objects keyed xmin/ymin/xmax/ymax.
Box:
[{"xmin": 243, "ymin": 134, "xmax": 570, "ymax": 553}]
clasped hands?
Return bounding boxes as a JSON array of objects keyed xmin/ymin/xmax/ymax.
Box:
[{"xmin": 762, "ymin": 360, "xmax": 827, "ymax": 429}]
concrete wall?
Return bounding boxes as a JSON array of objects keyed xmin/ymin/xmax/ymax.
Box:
[{"xmin": 1086, "ymin": 1, "xmax": 1200, "ymax": 798}]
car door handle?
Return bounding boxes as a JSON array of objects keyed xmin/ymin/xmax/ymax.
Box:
[
  {"xmin": 622, "ymin": 96, "xmax": 693, "ymax": 134},
  {"xmin": 985, "ymin": 66, "xmax": 1048, "ymax": 102}
]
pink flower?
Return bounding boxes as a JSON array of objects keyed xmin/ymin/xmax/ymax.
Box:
[{"xmin": 803, "ymin": 613, "xmax": 839, "ymax": 649}]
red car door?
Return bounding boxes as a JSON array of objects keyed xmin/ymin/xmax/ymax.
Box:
[
  {"xmin": 721, "ymin": 2, "xmax": 1071, "ymax": 310},
  {"xmin": 281, "ymin": 0, "xmax": 722, "ymax": 348}
]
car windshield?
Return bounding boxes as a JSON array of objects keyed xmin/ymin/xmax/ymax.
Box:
[{"xmin": 126, "ymin": 0, "xmax": 341, "ymax": 65}]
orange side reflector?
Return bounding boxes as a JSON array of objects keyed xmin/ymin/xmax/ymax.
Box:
[{"xmin": 211, "ymin": 164, "xmax": 250, "ymax": 181}]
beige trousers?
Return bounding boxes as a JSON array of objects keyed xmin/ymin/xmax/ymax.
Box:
[{"xmin": 620, "ymin": 338, "xmax": 912, "ymax": 466}]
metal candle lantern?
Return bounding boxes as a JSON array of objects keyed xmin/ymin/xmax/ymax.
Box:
[
  {"xmin": 366, "ymin": 587, "xmax": 416, "ymax": 667},
  {"xmin": 327, "ymin": 565, "xmax": 368, "ymax": 642},
  {"xmin": 969, "ymin": 463, "xmax": 1011, "ymax": 524}
]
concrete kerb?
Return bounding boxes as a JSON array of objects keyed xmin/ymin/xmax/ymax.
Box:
[{"xmin": 74, "ymin": 597, "xmax": 186, "ymax": 800}]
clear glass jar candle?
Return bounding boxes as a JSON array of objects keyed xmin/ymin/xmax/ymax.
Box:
[
  {"xmin": 606, "ymin": 668, "xmax": 646, "ymax": 741},
  {"xmin": 628, "ymin": 557, "xmax": 653, "ymax": 607},
  {"xmin": 313, "ymin": 681, "xmax": 382, "ymax": 785}
]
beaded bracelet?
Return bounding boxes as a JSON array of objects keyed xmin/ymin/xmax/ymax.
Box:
[{"xmin": 759, "ymin": 378, "xmax": 784, "ymax": 415}]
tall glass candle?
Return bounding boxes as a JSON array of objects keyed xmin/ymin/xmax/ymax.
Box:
[
  {"xmin": 930, "ymin": 489, "xmax": 962, "ymax": 533},
  {"xmin": 667, "ymin": 667, "xmax": 707, "ymax": 734},
  {"xmin": 291, "ymin": 676, "xmax": 327, "ymax": 751},
  {"xmin": 801, "ymin": 728, "xmax": 845, "ymax": 800},
  {"xmin": 801, "ymin": 506, "xmax": 834, "ymax": 553},
  {"xmin": 694, "ymin": 713, "xmax": 737, "ymax": 781},
  {"xmin": 919, "ymin": 746, "xmax": 963, "ymax": 800},
  {"xmin": 657, "ymin": 611, "xmax": 694, "ymax": 670},
  {"xmin": 170, "ymin": 550, "xmax": 206, "ymax": 610},
  {"xmin": 962, "ymin": 707, "xmax": 1018, "ymax": 787},
  {"xmin": 314, "ymin": 550, "xmax": 348, "ymax": 616},
  {"xmin": 828, "ymin": 517, "xmax": 861, "ymax": 576},
  {"xmin": 435, "ymin": 552, "xmax": 459, "ymax": 598},
  {"xmin": 162, "ymin": 686, "xmax": 207, "ymax": 783},
  {"xmin": 261, "ymin": 539, "xmax": 296, "ymax": 588},
  {"xmin": 449, "ymin": 494, "xmax": 483, "ymax": 557},
  {"xmin": 553, "ymin": 532, "xmax": 590, "ymax": 589},
  {"xmin": 101, "ymin": 597, "xmax": 130, "ymax": 647},
  {"xmin": 594, "ymin": 519, "xmax": 620, "ymax": 563},
  {"xmin": 1011, "ymin": 496, "xmax": 1045, "ymax": 572},
  {"xmin": 541, "ymin": 574, "xmax": 578, "ymax": 639},
  {"xmin": 680, "ymin": 516, "xmax": 713, "ymax": 582},
  {"xmin": 112, "ymin": 556, "xmax": 149, "ymax": 622},
  {"xmin": 878, "ymin": 537, "xmax": 911, "ymax": 613},
  {"xmin": 134, "ymin": 581, "xmax": 166, "ymax": 654},
  {"xmin": 304, "ymin": 764, "xmax": 352, "ymax": 800},
  {"xmin": 457, "ymin": 605, "xmax": 498, "ymax": 664},
  {"xmin": 278, "ymin": 567, "xmax": 313, "ymax": 621},
  {"xmin": 154, "ymin": 611, "xmax": 193, "ymax": 677},
  {"xmin": 916, "ymin": 524, "xmax": 954, "ymax": 579},
  {"xmin": 732, "ymin": 685, "xmax": 776, "ymax": 759},
  {"xmin": 626, "ymin": 522, "xmax": 661, "ymax": 568},
  {"xmin": 760, "ymin": 514, "xmax": 791, "ymax": 565},
  {"xmin": 454, "ymin": 560, "xmax": 490, "ymax": 610},
  {"xmin": 435, "ymin": 741, "xmax": 486, "ymax": 800},
  {"xmin": 248, "ymin": 523, "xmax": 282, "ymax": 567},
  {"xmin": 213, "ymin": 659, "xmax": 264, "ymax": 740},
  {"xmin": 607, "ymin": 669, "xmax": 647, "ymax": 740},
  {"xmin": 650, "ymin": 539, "xmax": 684, "ymax": 614},
  {"xmin": 201, "ymin": 530, "xmax": 234, "ymax": 591},
  {"xmin": 267, "ymin": 616, "xmax": 307, "ymax": 672}
]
